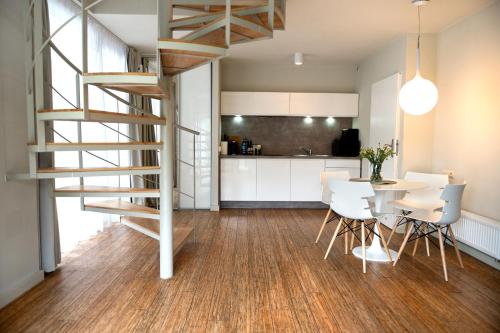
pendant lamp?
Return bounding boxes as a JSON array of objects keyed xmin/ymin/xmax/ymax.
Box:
[{"xmin": 399, "ymin": 0, "xmax": 438, "ymax": 115}]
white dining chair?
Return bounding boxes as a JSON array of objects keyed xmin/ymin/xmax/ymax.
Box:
[
  {"xmin": 393, "ymin": 183, "xmax": 466, "ymax": 281},
  {"xmin": 315, "ymin": 170, "xmax": 351, "ymax": 244},
  {"xmin": 323, "ymin": 180, "xmax": 392, "ymax": 273},
  {"xmin": 387, "ymin": 172, "xmax": 449, "ymax": 249}
]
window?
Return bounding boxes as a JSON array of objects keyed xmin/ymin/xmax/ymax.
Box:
[{"xmin": 48, "ymin": 0, "xmax": 130, "ymax": 252}]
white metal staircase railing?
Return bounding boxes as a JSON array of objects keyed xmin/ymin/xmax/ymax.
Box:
[
  {"xmin": 174, "ymin": 123, "xmax": 200, "ymax": 211},
  {"xmin": 15, "ymin": 0, "xmax": 286, "ymax": 279}
]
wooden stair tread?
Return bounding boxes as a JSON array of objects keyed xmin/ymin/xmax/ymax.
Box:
[
  {"xmin": 85, "ymin": 199, "xmax": 159, "ymax": 215},
  {"xmin": 37, "ymin": 109, "xmax": 165, "ymax": 125},
  {"xmin": 28, "ymin": 141, "xmax": 162, "ymax": 152},
  {"xmin": 55, "ymin": 185, "xmax": 159, "ymax": 193},
  {"xmin": 38, "ymin": 166, "xmax": 159, "ymax": 173},
  {"xmin": 82, "ymin": 72, "xmax": 165, "ymax": 99},
  {"xmin": 121, "ymin": 216, "xmax": 193, "ymax": 254},
  {"xmin": 44, "ymin": 141, "xmax": 161, "ymax": 146},
  {"xmin": 158, "ymin": 38, "xmax": 227, "ymax": 75}
]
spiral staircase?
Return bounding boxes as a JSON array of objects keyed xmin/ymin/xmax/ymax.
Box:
[{"xmin": 13, "ymin": 0, "xmax": 285, "ymax": 279}]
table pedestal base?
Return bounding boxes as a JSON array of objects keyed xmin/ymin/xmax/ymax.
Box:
[{"xmin": 352, "ymin": 246, "xmax": 397, "ymax": 262}]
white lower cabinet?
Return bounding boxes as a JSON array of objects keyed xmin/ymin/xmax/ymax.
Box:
[
  {"xmin": 221, "ymin": 158, "xmax": 360, "ymax": 202},
  {"xmin": 257, "ymin": 159, "xmax": 291, "ymax": 201},
  {"xmin": 324, "ymin": 159, "xmax": 361, "ymax": 179},
  {"xmin": 291, "ymin": 160, "xmax": 326, "ymax": 201},
  {"xmin": 221, "ymin": 159, "xmax": 257, "ymax": 201}
]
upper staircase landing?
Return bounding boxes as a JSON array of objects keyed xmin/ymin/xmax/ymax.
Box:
[
  {"xmin": 82, "ymin": 72, "xmax": 166, "ymax": 99},
  {"xmin": 181, "ymin": 15, "xmax": 272, "ymax": 48},
  {"xmin": 37, "ymin": 108, "xmax": 166, "ymax": 125},
  {"xmin": 158, "ymin": 38, "xmax": 227, "ymax": 75},
  {"xmin": 173, "ymin": 1, "xmax": 285, "ymax": 30}
]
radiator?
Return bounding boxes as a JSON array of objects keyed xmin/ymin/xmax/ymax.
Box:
[{"xmin": 453, "ymin": 211, "xmax": 500, "ymax": 260}]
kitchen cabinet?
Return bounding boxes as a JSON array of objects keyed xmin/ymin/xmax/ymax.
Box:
[
  {"xmin": 221, "ymin": 91, "xmax": 290, "ymax": 116},
  {"xmin": 289, "ymin": 93, "xmax": 359, "ymax": 117},
  {"xmin": 291, "ymin": 159, "xmax": 325, "ymax": 201},
  {"xmin": 221, "ymin": 158, "xmax": 257, "ymax": 201},
  {"xmin": 256, "ymin": 159, "xmax": 291, "ymax": 201},
  {"xmin": 220, "ymin": 157, "xmax": 360, "ymax": 204},
  {"xmin": 324, "ymin": 159, "xmax": 361, "ymax": 178}
]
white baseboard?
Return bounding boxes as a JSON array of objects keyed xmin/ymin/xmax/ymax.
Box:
[{"xmin": 0, "ymin": 270, "xmax": 44, "ymax": 309}]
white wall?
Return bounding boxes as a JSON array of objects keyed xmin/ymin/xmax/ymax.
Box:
[
  {"xmin": 0, "ymin": 0, "xmax": 43, "ymax": 308},
  {"xmin": 354, "ymin": 37, "xmax": 407, "ymax": 148},
  {"xmin": 354, "ymin": 34, "xmax": 438, "ymax": 178},
  {"xmin": 221, "ymin": 59, "xmax": 356, "ymax": 93},
  {"xmin": 432, "ymin": 2, "xmax": 500, "ymax": 220}
]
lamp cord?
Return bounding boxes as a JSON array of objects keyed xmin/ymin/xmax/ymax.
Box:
[{"xmin": 417, "ymin": 5, "xmax": 421, "ymax": 49}]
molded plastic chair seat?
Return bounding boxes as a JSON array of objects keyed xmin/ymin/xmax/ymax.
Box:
[
  {"xmin": 388, "ymin": 171, "xmax": 448, "ymax": 212},
  {"xmin": 323, "ymin": 180, "xmax": 392, "ymax": 273},
  {"xmin": 390, "ymin": 198, "xmax": 444, "ymax": 212},
  {"xmin": 393, "ymin": 183, "xmax": 467, "ymax": 282},
  {"xmin": 315, "ymin": 171, "xmax": 351, "ymax": 244},
  {"xmin": 399, "ymin": 210, "xmax": 442, "ymax": 224},
  {"xmin": 387, "ymin": 171, "xmax": 449, "ymax": 246}
]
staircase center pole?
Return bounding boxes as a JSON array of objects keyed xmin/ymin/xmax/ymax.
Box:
[{"xmin": 158, "ymin": 0, "xmax": 174, "ymax": 279}]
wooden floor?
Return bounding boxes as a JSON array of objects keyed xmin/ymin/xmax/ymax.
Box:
[{"xmin": 1, "ymin": 209, "xmax": 499, "ymax": 332}]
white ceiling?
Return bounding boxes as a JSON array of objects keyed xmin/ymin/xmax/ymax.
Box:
[{"xmin": 94, "ymin": 0, "xmax": 497, "ymax": 64}]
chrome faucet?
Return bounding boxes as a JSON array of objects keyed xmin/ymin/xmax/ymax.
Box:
[{"xmin": 300, "ymin": 146, "xmax": 312, "ymax": 156}]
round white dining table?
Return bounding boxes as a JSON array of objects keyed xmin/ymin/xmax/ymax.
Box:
[{"xmin": 350, "ymin": 179, "xmax": 427, "ymax": 262}]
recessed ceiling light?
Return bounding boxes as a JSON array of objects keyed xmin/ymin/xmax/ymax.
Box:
[{"xmin": 294, "ymin": 52, "xmax": 303, "ymax": 66}]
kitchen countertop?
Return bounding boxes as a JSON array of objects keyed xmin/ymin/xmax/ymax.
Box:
[{"xmin": 220, "ymin": 154, "xmax": 360, "ymax": 160}]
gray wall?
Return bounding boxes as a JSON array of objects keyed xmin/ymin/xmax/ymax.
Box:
[
  {"xmin": 221, "ymin": 116, "xmax": 353, "ymax": 156},
  {"xmin": 221, "ymin": 59, "xmax": 357, "ymax": 93},
  {"xmin": 0, "ymin": 0, "xmax": 42, "ymax": 308}
]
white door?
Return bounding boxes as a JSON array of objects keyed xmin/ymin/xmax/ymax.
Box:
[{"xmin": 369, "ymin": 73, "xmax": 402, "ymax": 179}]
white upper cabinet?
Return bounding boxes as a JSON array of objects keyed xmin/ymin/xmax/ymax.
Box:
[
  {"xmin": 221, "ymin": 91, "xmax": 359, "ymax": 117},
  {"xmin": 289, "ymin": 93, "xmax": 359, "ymax": 117},
  {"xmin": 221, "ymin": 91, "xmax": 290, "ymax": 116}
]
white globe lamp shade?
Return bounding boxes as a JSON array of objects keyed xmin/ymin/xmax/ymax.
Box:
[{"xmin": 399, "ymin": 73, "xmax": 438, "ymax": 115}]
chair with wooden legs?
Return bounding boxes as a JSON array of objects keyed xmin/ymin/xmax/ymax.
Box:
[
  {"xmin": 323, "ymin": 180, "xmax": 392, "ymax": 273},
  {"xmin": 393, "ymin": 184, "xmax": 466, "ymax": 281},
  {"xmin": 315, "ymin": 171, "xmax": 351, "ymax": 244},
  {"xmin": 387, "ymin": 172, "xmax": 449, "ymax": 248}
]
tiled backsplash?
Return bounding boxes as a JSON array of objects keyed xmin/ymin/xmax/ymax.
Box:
[{"xmin": 221, "ymin": 116, "xmax": 353, "ymax": 156}]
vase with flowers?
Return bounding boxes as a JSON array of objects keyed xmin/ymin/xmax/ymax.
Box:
[{"xmin": 359, "ymin": 144, "xmax": 396, "ymax": 183}]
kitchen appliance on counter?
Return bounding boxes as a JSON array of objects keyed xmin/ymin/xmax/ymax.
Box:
[
  {"xmin": 228, "ymin": 140, "xmax": 239, "ymax": 155},
  {"xmin": 253, "ymin": 144, "xmax": 262, "ymax": 155},
  {"xmin": 332, "ymin": 128, "xmax": 361, "ymax": 157},
  {"xmin": 241, "ymin": 138, "xmax": 251, "ymax": 155},
  {"xmin": 220, "ymin": 141, "xmax": 228, "ymax": 155}
]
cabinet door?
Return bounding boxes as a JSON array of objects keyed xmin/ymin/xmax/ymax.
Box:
[
  {"xmin": 256, "ymin": 159, "xmax": 291, "ymax": 201},
  {"xmin": 290, "ymin": 159, "xmax": 325, "ymax": 201},
  {"xmin": 221, "ymin": 159, "xmax": 257, "ymax": 201},
  {"xmin": 325, "ymin": 167, "xmax": 361, "ymax": 179},
  {"xmin": 290, "ymin": 93, "xmax": 359, "ymax": 117},
  {"xmin": 221, "ymin": 92, "xmax": 290, "ymax": 116}
]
